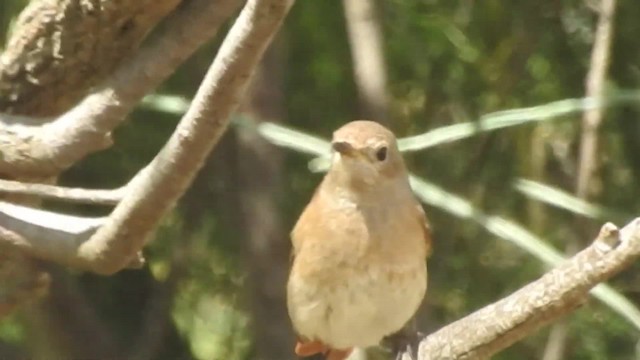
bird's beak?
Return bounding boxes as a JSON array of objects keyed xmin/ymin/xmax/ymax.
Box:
[{"xmin": 332, "ymin": 141, "xmax": 356, "ymax": 157}]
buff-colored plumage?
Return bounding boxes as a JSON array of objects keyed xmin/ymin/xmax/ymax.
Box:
[{"xmin": 287, "ymin": 120, "xmax": 431, "ymax": 360}]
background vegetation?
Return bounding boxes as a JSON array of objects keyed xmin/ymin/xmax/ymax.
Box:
[{"xmin": 2, "ymin": 0, "xmax": 640, "ymax": 359}]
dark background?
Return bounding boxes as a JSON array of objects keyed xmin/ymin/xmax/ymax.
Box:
[{"xmin": 2, "ymin": 1, "xmax": 640, "ymax": 359}]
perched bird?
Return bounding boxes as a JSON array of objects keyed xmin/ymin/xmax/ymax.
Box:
[{"xmin": 287, "ymin": 120, "xmax": 431, "ymax": 360}]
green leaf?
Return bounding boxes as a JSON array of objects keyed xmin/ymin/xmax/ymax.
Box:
[
  {"xmin": 409, "ymin": 175, "xmax": 640, "ymax": 330},
  {"xmin": 256, "ymin": 122, "xmax": 331, "ymax": 157},
  {"xmin": 398, "ymin": 91, "xmax": 640, "ymax": 152},
  {"xmin": 141, "ymin": 94, "xmax": 190, "ymax": 115}
]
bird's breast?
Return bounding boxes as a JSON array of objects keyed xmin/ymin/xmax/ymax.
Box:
[{"xmin": 287, "ymin": 259, "xmax": 427, "ymax": 349}]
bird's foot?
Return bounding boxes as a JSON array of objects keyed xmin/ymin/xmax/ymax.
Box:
[
  {"xmin": 294, "ymin": 340, "xmax": 352, "ymax": 360},
  {"xmin": 382, "ymin": 329, "xmax": 425, "ymax": 360},
  {"xmin": 295, "ymin": 340, "xmax": 328, "ymax": 357}
]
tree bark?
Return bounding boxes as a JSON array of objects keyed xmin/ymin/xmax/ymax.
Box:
[
  {"xmin": 400, "ymin": 219, "xmax": 640, "ymax": 360},
  {"xmin": 0, "ymin": 0, "xmax": 182, "ymax": 117}
]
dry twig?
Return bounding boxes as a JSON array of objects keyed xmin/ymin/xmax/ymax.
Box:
[
  {"xmin": 0, "ymin": 0, "xmax": 295, "ymax": 274},
  {"xmin": 0, "ymin": 179, "xmax": 124, "ymax": 205}
]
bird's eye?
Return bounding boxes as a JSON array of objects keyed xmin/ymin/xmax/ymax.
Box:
[{"xmin": 375, "ymin": 147, "xmax": 388, "ymax": 161}]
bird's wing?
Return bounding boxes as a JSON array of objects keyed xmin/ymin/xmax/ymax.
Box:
[
  {"xmin": 288, "ymin": 185, "xmax": 322, "ymax": 266},
  {"xmin": 288, "ymin": 209, "xmax": 308, "ymax": 267},
  {"xmin": 288, "ymin": 188, "xmax": 338, "ymax": 356},
  {"xmin": 416, "ymin": 202, "xmax": 433, "ymax": 258}
]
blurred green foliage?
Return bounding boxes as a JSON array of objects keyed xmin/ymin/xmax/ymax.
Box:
[{"xmin": 2, "ymin": 1, "xmax": 640, "ymax": 359}]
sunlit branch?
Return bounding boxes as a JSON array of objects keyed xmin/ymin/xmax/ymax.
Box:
[{"xmin": 0, "ymin": 179, "xmax": 125, "ymax": 205}]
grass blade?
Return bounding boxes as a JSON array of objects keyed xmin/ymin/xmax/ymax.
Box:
[
  {"xmin": 515, "ymin": 178, "xmax": 628, "ymax": 221},
  {"xmin": 399, "ymin": 91, "xmax": 640, "ymax": 152}
]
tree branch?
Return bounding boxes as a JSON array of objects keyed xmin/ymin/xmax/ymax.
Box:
[
  {"xmin": 0, "ymin": 202, "xmax": 106, "ymax": 263},
  {"xmin": 0, "ymin": 0, "xmax": 295, "ymax": 275},
  {"xmin": 546, "ymin": 3, "xmax": 618, "ymax": 356},
  {"xmin": 0, "ymin": 179, "xmax": 124, "ymax": 205},
  {"xmin": 0, "ymin": 0, "xmax": 243, "ymax": 321},
  {"xmin": 0, "ymin": 0, "xmax": 182, "ymax": 117},
  {"xmin": 0, "ymin": 200, "xmax": 148, "ymax": 270},
  {"xmin": 342, "ymin": 0, "xmax": 390, "ymax": 123},
  {"xmin": 80, "ymin": 0, "xmax": 295, "ymax": 275},
  {"xmin": 0, "ymin": 0, "xmax": 243, "ymax": 178},
  {"xmin": 576, "ymin": 0, "xmax": 617, "ymax": 199},
  {"xmin": 401, "ymin": 218, "xmax": 640, "ymax": 360}
]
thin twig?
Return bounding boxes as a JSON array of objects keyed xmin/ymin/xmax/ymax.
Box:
[
  {"xmin": 0, "ymin": 0, "xmax": 182, "ymax": 117},
  {"xmin": 0, "ymin": 179, "xmax": 125, "ymax": 205},
  {"xmin": 342, "ymin": 0, "xmax": 390, "ymax": 123},
  {"xmin": 0, "ymin": 0, "xmax": 296, "ymax": 274},
  {"xmin": 0, "ymin": 0, "xmax": 244, "ymax": 178},
  {"xmin": 546, "ymin": 1, "xmax": 618, "ymax": 357},
  {"xmin": 78, "ymin": 0, "xmax": 295, "ymax": 275},
  {"xmin": 576, "ymin": 0, "xmax": 617, "ymax": 198},
  {"xmin": 0, "ymin": 202, "xmax": 106, "ymax": 263}
]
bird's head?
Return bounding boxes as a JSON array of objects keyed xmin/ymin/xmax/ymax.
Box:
[{"xmin": 328, "ymin": 120, "xmax": 406, "ymax": 191}]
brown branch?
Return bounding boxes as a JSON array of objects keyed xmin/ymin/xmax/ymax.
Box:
[
  {"xmin": 0, "ymin": 0, "xmax": 243, "ymax": 178},
  {"xmin": 0, "ymin": 179, "xmax": 124, "ymax": 205},
  {"xmin": 0, "ymin": 200, "xmax": 147, "ymax": 271},
  {"xmin": 0, "ymin": 0, "xmax": 242, "ymax": 321},
  {"xmin": 547, "ymin": 2, "xmax": 618, "ymax": 357},
  {"xmin": 79, "ymin": 0, "xmax": 295, "ymax": 275},
  {"xmin": 401, "ymin": 219, "xmax": 640, "ymax": 360},
  {"xmin": 0, "ymin": 0, "xmax": 182, "ymax": 117},
  {"xmin": 576, "ymin": 0, "xmax": 617, "ymax": 199},
  {"xmin": 0, "ymin": 113, "xmax": 51, "ymax": 126},
  {"xmin": 0, "ymin": 0, "xmax": 295, "ymax": 274},
  {"xmin": 0, "ymin": 202, "xmax": 106, "ymax": 263},
  {"xmin": 342, "ymin": 0, "xmax": 390, "ymax": 123}
]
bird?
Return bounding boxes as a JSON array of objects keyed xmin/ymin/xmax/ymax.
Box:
[{"xmin": 286, "ymin": 120, "xmax": 431, "ymax": 360}]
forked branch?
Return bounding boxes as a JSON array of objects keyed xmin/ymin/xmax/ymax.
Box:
[
  {"xmin": 0, "ymin": 0, "xmax": 295, "ymax": 275},
  {"xmin": 0, "ymin": 0, "xmax": 243, "ymax": 178}
]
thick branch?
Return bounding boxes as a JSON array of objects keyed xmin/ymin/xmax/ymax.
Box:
[
  {"xmin": 0, "ymin": 202, "xmax": 105, "ymax": 266},
  {"xmin": 0, "ymin": 0, "xmax": 295, "ymax": 274},
  {"xmin": 402, "ymin": 219, "xmax": 640, "ymax": 360},
  {"xmin": 79, "ymin": 0, "xmax": 295, "ymax": 275},
  {"xmin": 0, "ymin": 0, "xmax": 181, "ymax": 117},
  {"xmin": 0, "ymin": 201, "xmax": 149, "ymax": 270},
  {"xmin": 0, "ymin": 0, "xmax": 243, "ymax": 178}
]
